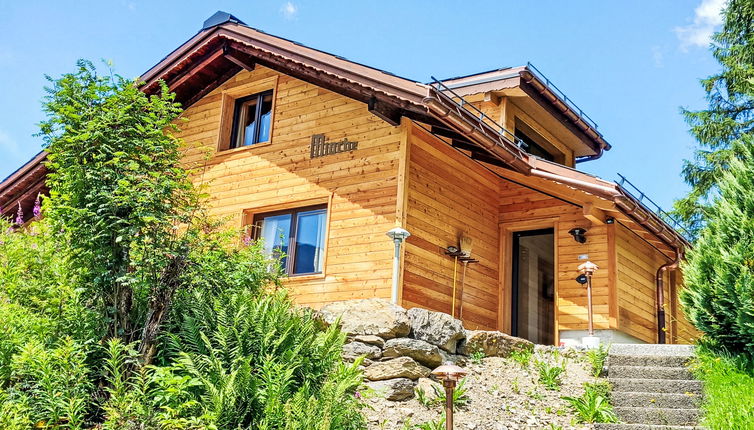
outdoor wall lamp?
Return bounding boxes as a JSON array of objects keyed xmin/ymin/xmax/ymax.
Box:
[
  {"xmin": 431, "ymin": 362, "xmax": 468, "ymax": 430},
  {"xmin": 386, "ymin": 227, "xmax": 410, "ymax": 304},
  {"xmin": 569, "ymin": 227, "xmax": 588, "ymax": 244}
]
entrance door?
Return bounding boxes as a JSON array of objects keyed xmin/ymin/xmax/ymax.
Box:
[{"xmin": 511, "ymin": 228, "xmax": 555, "ymax": 345}]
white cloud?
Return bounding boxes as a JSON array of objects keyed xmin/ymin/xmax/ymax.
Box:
[
  {"xmin": 280, "ymin": 1, "xmax": 298, "ymax": 20},
  {"xmin": 675, "ymin": 0, "xmax": 727, "ymax": 51}
]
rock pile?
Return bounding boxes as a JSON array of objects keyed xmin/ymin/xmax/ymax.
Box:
[{"xmin": 318, "ymin": 299, "xmax": 533, "ymax": 401}]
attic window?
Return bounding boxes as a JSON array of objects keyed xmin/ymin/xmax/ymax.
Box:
[{"xmin": 230, "ymin": 90, "xmax": 273, "ymax": 148}]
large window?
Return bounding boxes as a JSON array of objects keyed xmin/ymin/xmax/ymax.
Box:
[
  {"xmin": 515, "ymin": 128, "xmax": 554, "ymax": 162},
  {"xmin": 252, "ymin": 205, "xmax": 327, "ymax": 276},
  {"xmin": 230, "ymin": 90, "xmax": 273, "ymax": 149}
]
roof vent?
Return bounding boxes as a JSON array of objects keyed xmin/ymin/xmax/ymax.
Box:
[{"xmin": 202, "ymin": 11, "xmax": 246, "ymax": 30}]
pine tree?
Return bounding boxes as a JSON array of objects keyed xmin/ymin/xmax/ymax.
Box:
[
  {"xmin": 674, "ymin": 0, "xmax": 754, "ymax": 236},
  {"xmin": 681, "ymin": 137, "xmax": 754, "ymax": 357}
]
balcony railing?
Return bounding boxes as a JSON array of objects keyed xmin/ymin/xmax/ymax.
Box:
[{"xmin": 616, "ymin": 173, "xmax": 691, "ymax": 240}]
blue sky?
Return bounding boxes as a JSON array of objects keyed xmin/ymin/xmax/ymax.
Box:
[{"xmin": 0, "ymin": 1, "xmax": 724, "ymax": 210}]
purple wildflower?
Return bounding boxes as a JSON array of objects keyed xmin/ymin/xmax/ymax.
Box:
[
  {"xmin": 33, "ymin": 195, "xmax": 41, "ymax": 218},
  {"xmin": 354, "ymin": 391, "xmax": 362, "ymax": 400},
  {"xmin": 14, "ymin": 203, "xmax": 23, "ymax": 226},
  {"xmin": 243, "ymin": 234, "xmax": 253, "ymax": 246}
]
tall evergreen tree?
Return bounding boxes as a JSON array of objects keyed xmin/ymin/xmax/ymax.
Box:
[
  {"xmin": 674, "ymin": 0, "xmax": 754, "ymax": 236},
  {"xmin": 681, "ymin": 137, "xmax": 754, "ymax": 357}
]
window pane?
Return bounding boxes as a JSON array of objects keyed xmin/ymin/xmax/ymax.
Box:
[
  {"xmin": 258, "ymin": 214, "xmax": 291, "ymax": 269},
  {"xmin": 293, "ymin": 210, "xmax": 326, "ymax": 274},
  {"xmin": 257, "ymin": 94, "xmax": 273, "ymax": 143},
  {"xmin": 241, "ymin": 99, "xmax": 259, "ymax": 147}
]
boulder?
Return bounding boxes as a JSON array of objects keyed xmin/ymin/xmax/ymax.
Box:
[
  {"xmin": 407, "ymin": 307, "xmax": 466, "ymax": 353},
  {"xmin": 318, "ymin": 299, "xmax": 410, "ymax": 339},
  {"xmin": 439, "ymin": 349, "xmax": 469, "ymax": 367},
  {"xmin": 351, "ymin": 335, "xmax": 385, "ymax": 348},
  {"xmin": 415, "ymin": 377, "xmax": 440, "ymax": 398},
  {"xmin": 364, "ymin": 356, "xmax": 431, "ymax": 381},
  {"xmin": 365, "ymin": 378, "xmax": 416, "ymax": 401},
  {"xmin": 383, "ymin": 338, "xmax": 443, "ymax": 368},
  {"xmin": 457, "ymin": 330, "xmax": 533, "ymax": 357},
  {"xmin": 342, "ymin": 341, "xmax": 382, "ymax": 362}
]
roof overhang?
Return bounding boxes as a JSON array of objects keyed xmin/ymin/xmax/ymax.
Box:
[{"xmin": 439, "ymin": 67, "xmax": 611, "ymax": 160}]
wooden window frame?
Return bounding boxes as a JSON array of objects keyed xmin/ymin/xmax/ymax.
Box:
[
  {"xmin": 229, "ymin": 90, "xmax": 274, "ymax": 149},
  {"xmin": 216, "ymin": 75, "xmax": 278, "ymax": 154},
  {"xmin": 251, "ymin": 203, "xmax": 329, "ymax": 277}
]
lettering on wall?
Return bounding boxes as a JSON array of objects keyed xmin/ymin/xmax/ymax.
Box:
[{"xmin": 310, "ymin": 134, "xmax": 358, "ymax": 158}]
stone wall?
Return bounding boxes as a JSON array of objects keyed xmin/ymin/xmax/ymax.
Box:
[{"xmin": 318, "ymin": 299, "xmax": 533, "ymax": 401}]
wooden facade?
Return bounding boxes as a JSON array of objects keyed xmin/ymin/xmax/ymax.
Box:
[{"xmin": 0, "ymin": 12, "xmax": 695, "ymax": 344}]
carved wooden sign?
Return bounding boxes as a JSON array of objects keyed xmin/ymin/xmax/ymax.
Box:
[{"xmin": 310, "ymin": 134, "xmax": 358, "ymax": 158}]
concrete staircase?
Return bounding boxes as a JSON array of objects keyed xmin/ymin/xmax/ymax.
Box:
[{"xmin": 595, "ymin": 344, "xmax": 705, "ymax": 430}]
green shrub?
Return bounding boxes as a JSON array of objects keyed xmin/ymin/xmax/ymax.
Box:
[
  {"xmin": 693, "ymin": 344, "xmax": 754, "ymax": 429},
  {"xmin": 681, "ymin": 139, "xmax": 754, "ymax": 357},
  {"xmin": 172, "ymin": 288, "xmax": 366, "ymax": 429},
  {"xmin": 562, "ymin": 382, "xmax": 618, "ymax": 423}
]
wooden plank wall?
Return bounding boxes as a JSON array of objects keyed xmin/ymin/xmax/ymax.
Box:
[
  {"xmin": 615, "ymin": 223, "xmax": 669, "ymax": 343},
  {"xmin": 175, "ymin": 66, "xmax": 402, "ymax": 307},
  {"xmin": 401, "ymin": 125, "xmax": 501, "ymax": 330},
  {"xmin": 498, "ymin": 179, "xmax": 611, "ymax": 336}
]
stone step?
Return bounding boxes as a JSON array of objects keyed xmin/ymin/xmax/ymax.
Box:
[
  {"xmin": 614, "ymin": 407, "xmax": 700, "ymax": 426},
  {"xmin": 595, "ymin": 424, "xmax": 705, "ymax": 430},
  {"xmin": 609, "ymin": 354, "xmax": 693, "ymax": 368},
  {"xmin": 610, "ymin": 378, "xmax": 703, "ymax": 394},
  {"xmin": 610, "ymin": 344, "xmax": 695, "ymax": 356},
  {"xmin": 609, "ymin": 365, "xmax": 694, "ymax": 380},
  {"xmin": 611, "ymin": 391, "xmax": 703, "ymax": 409}
]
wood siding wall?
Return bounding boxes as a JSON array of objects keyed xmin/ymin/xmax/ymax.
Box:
[
  {"xmin": 175, "ymin": 66, "xmax": 402, "ymax": 307},
  {"xmin": 498, "ymin": 179, "xmax": 610, "ymax": 339},
  {"xmin": 401, "ymin": 125, "xmax": 501, "ymax": 330}
]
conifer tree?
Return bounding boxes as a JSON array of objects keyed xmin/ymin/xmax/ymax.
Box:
[
  {"xmin": 681, "ymin": 137, "xmax": 754, "ymax": 356},
  {"xmin": 674, "ymin": 0, "xmax": 754, "ymax": 236}
]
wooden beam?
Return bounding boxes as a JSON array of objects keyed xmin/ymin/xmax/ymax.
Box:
[
  {"xmin": 367, "ymin": 97, "xmax": 401, "ymax": 126},
  {"xmin": 181, "ymin": 65, "xmax": 242, "ymax": 108},
  {"xmin": 167, "ymin": 49, "xmax": 225, "ymax": 91},
  {"xmin": 223, "ymin": 48, "xmax": 256, "ymax": 71},
  {"xmin": 583, "ymin": 202, "xmax": 607, "ymax": 225}
]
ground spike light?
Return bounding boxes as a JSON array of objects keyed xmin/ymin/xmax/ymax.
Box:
[
  {"xmin": 431, "ymin": 362, "xmax": 467, "ymax": 430},
  {"xmin": 578, "ymin": 261, "xmax": 600, "ymax": 348}
]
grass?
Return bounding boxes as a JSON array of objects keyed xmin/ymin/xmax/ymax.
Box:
[
  {"xmin": 692, "ymin": 344, "xmax": 754, "ymax": 429},
  {"xmin": 509, "ymin": 348, "xmax": 533, "ymax": 367}
]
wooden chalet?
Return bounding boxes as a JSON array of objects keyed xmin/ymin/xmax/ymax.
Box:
[{"xmin": 0, "ymin": 12, "xmax": 695, "ymax": 345}]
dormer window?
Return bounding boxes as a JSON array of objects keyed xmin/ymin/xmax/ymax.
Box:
[
  {"xmin": 515, "ymin": 128, "xmax": 554, "ymax": 162},
  {"xmin": 230, "ymin": 90, "xmax": 273, "ymax": 148}
]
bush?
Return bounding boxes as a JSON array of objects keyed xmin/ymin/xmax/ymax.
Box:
[{"xmin": 681, "ymin": 139, "xmax": 754, "ymax": 357}]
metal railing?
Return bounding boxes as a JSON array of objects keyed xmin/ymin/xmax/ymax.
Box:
[
  {"xmin": 526, "ymin": 62, "xmax": 600, "ymax": 132},
  {"xmin": 430, "ymin": 77, "xmax": 530, "ymax": 152},
  {"xmin": 616, "ymin": 173, "xmax": 691, "ymax": 240}
]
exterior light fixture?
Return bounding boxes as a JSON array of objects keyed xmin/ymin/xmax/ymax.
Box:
[
  {"xmin": 569, "ymin": 227, "xmax": 588, "ymax": 244},
  {"xmin": 578, "ymin": 261, "xmax": 600, "ymax": 348},
  {"xmin": 605, "ymin": 217, "xmax": 615, "ymax": 224},
  {"xmin": 431, "ymin": 362, "xmax": 468, "ymax": 430},
  {"xmin": 386, "ymin": 227, "xmax": 410, "ymax": 304}
]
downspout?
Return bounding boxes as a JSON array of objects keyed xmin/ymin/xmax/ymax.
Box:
[{"xmin": 655, "ymin": 247, "xmax": 684, "ymax": 344}]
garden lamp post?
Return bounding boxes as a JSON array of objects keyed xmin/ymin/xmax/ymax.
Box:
[
  {"xmin": 578, "ymin": 261, "xmax": 600, "ymax": 348},
  {"xmin": 386, "ymin": 227, "xmax": 410, "ymax": 304},
  {"xmin": 431, "ymin": 362, "xmax": 467, "ymax": 430}
]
